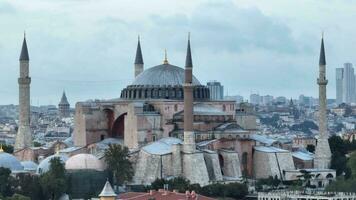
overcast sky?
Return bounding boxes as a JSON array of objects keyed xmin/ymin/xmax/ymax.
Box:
[{"xmin": 0, "ymin": 0, "xmax": 355, "ymax": 105}]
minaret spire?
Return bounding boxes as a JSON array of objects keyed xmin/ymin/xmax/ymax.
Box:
[
  {"xmin": 15, "ymin": 34, "xmax": 32, "ymax": 150},
  {"xmin": 319, "ymin": 34, "xmax": 326, "ymax": 66},
  {"xmin": 183, "ymin": 33, "xmax": 195, "ymax": 153},
  {"xmin": 314, "ymin": 34, "xmax": 331, "ymax": 169},
  {"xmin": 134, "ymin": 35, "xmax": 144, "ymax": 77},
  {"xmin": 19, "ymin": 33, "xmax": 29, "ymax": 61}
]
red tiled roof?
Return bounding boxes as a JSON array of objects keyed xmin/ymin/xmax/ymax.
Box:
[{"xmin": 118, "ymin": 190, "xmax": 216, "ymax": 200}]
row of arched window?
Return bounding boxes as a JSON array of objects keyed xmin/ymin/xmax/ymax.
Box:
[{"xmin": 120, "ymin": 85, "xmax": 210, "ymax": 100}]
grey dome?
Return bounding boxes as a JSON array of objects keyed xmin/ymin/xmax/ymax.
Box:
[
  {"xmin": 132, "ymin": 64, "xmax": 201, "ymax": 86},
  {"xmin": 21, "ymin": 161, "xmax": 38, "ymax": 171},
  {"xmin": 0, "ymin": 152, "xmax": 24, "ymax": 172},
  {"xmin": 37, "ymin": 154, "xmax": 68, "ymax": 174}
]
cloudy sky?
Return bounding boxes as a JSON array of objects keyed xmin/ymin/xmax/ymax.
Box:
[{"xmin": 0, "ymin": 0, "xmax": 355, "ymax": 105}]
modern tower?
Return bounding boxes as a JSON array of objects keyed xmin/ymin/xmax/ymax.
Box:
[
  {"xmin": 335, "ymin": 68, "xmax": 344, "ymax": 105},
  {"xmin": 207, "ymin": 81, "xmax": 224, "ymax": 100},
  {"xmin": 15, "ymin": 34, "xmax": 32, "ymax": 150},
  {"xmin": 314, "ymin": 36, "xmax": 332, "ymax": 169},
  {"xmin": 342, "ymin": 63, "xmax": 355, "ymax": 104},
  {"xmin": 58, "ymin": 91, "xmax": 70, "ymax": 118},
  {"xmin": 134, "ymin": 36, "xmax": 144, "ymax": 77},
  {"xmin": 183, "ymin": 34, "xmax": 195, "ymax": 153}
]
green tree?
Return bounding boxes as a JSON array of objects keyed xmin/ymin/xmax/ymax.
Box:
[
  {"xmin": 104, "ymin": 144, "xmax": 134, "ymax": 186},
  {"xmin": 1, "ymin": 144, "xmax": 14, "ymax": 154},
  {"xmin": 6, "ymin": 194, "xmax": 31, "ymax": 200},
  {"xmin": 348, "ymin": 152, "xmax": 356, "ymax": 178},
  {"xmin": 15, "ymin": 174, "xmax": 44, "ymax": 200},
  {"xmin": 40, "ymin": 157, "xmax": 67, "ymax": 200},
  {"xmin": 297, "ymin": 170, "xmax": 314, "ymax": 188},
  {"xmin": 0, "ymin": 167, "xmax": 15, "ymax": 197}
]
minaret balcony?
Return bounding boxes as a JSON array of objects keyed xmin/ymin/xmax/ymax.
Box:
[
  {"xmin": 317, "ymin": 78, "xmax": 328, "ymax": 85},
  {"xmin": 18, "ymin": 77, "xmax": 31, "ymax": 84}
]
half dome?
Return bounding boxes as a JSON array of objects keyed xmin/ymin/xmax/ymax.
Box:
[{"xmin": 65, "ymin": 153, "xmax": 104, "ymax": 171}]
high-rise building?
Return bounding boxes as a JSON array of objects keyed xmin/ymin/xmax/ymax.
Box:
[
  {"xmin": 335, "ymin": 68, "xmax": 344, "ymax": 105},
  {"xmin": 262, "ymin": 95, "xmax": 273, "ymax": 105},
  {"xmin": 342, "ymin": 63, "xmax": 355, "ymax": 104},
  {"xmin": 15, "ymin": 35, "xmax": 32, "ymax": 150},
  {"xmin": 206, "ymin": 81, "xmax": 224, "ymax": 100},
  {"xmin": 250, "ymin": 94, "xmax": 260, "ymax": 105}
]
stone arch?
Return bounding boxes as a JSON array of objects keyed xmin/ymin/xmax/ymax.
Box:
[{"xmin": 111, "ymin": 113, "xmax": 127, "ymax": 139}]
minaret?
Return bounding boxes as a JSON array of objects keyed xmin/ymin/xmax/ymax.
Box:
[
  {"xmin": 134, "ymin": 36, "xmax": 144, "ymax": 77},
  {"xmin": 183, "ymin": 34, "xmax": 195, "ymax": 153},
  {"xmin": 314, "ymin": 35, "xmax": 332, "ymax": 169},
  {"xmin": 15, "ymin": 34, "xmax": 32, "ymax": 150}
]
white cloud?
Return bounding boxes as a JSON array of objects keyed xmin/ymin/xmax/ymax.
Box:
[{"xmin": 0, "ymin": 0, "xmax": 355, "ymax": 104}]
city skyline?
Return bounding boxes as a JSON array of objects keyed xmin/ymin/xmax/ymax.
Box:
[{"xmin": 1, "ymin": 0, "xmax": 356, "ymax": 105}]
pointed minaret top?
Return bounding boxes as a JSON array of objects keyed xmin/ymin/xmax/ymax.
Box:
[
  {"xmin": 19, "ymin": 34, "xmax": 29, "ymax": 61},
  {"xmin": 319, "ymin": 35, "xmax": 326, "ymax": 66},
  {"xmin": 134, "ymin": 35, "xmax": 144, "ymax": 64},
  {"xmin": 185, "ymin": 33, "xmax": 193, "ymax": 68}
]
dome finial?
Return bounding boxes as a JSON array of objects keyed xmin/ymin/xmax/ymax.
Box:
[{"xmin": 163, "ymin": 49, "xmax": 169, "ymax": 64}]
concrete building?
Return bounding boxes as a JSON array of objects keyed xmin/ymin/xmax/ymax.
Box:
[
  {"xmin": 314, "ymin": 36, "xmax": 332, "ymax": 169},
  {"xmin": 262, "ymin": 95, "xmax": 273, "ymax": 105},
  {"xmin": 207, "ymin": 81, "xmax": 224, "ymax": 100},
  {"xmin": 342, "ymin": 63, "xmax": 355, "ymax": 104},
  {"xmin": 250, "ymin": 94, "xmax": 260, "ymax": 105},
  {"xmin": 258, "ymin": 191, "xmax": 356, "ymax": 200},
  {"xmin": 335, "ymin": 67, "xmax": 344, "ymax": 105},
  {"xmin": 15, "ymin": 35, "xmax": 32, "ymax": 150}
]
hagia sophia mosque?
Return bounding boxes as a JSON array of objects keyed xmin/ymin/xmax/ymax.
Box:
[{"xmin": 0, "ymin": 34, "xmax": 335, "ymax": 190}]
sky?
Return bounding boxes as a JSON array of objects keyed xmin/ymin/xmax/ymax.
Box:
[{"xmin": 0, "ymin": 0, "xmax": 356, "ymax": 105}]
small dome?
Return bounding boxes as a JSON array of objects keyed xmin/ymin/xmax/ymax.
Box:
[
  {"xmin": 65, "ymin": 154, "xmax": 104, "ymax": 171},
  {"xmin": 37, "ymin": 154, "xmax": 68, "ymax": 174},
  {"xmin": 0, "ymin": 151, "xmax": 23, "ymax": 172},
  {"xmin": 21, "ymin": 161, "xmax": 38, "ymax": 171},
  {"xmin": 132, "ymin": 64, "xmax": 201, "ymax": 86}
]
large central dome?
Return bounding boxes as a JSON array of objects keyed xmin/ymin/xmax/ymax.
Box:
[
  {"xmin": 132, "ymin": 64, "xmax": 201, "ymax": 86},
  {"xmin": 120, "ymin": 63, "xmax": 210, "ymax": 100}
]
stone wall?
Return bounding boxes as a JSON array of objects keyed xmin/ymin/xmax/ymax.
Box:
[
  {"xmin": 203, "ymin": 151, "xmax": 223, "ymax": 181},
  {"xmin": 219, "ymin": 149, "xmax": 242, "ymax": 178},
  {"xmin": 182, "ymin": 152, "xmax": 210, "ymax": 186},
  {"xmin": 253, "ymin": 150, "xmax": 295, "ymax": 179}
]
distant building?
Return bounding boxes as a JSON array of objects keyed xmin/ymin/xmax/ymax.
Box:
[
  {"xmin": 258, "ymin": 191, "xmax": 356, "ymax": 200},
  {"xmin": 342, "ymin": 63, "xmax": 355, "ymax": 104},
  {"xmin": 206, "ymin": 81, "xmax": 224, "ymax": 100},
  {"xmin": 335, "ymin": 67, "xmax": 344, "ymax": 105},
  {"xmin": 58, "ymin": 91, "xmax": 70, "ymax": 118},
  {"xmin": 262, "ymin": 95, "xmax": 273, "ymax": 105},
  {"xmin": 250, "ymin": 94, "xmax": 260, "ymax": 105},
  {"xmin": 275, "ymin": 96, "xmax": 287, "ymax": 104},
  {"xmin": 224, "ymin": 95, "xmax": 244, "ymax": 103}
]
